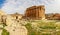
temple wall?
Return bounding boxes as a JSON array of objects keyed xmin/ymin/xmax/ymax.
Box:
[{"xmin": 25, "ymin": 5, "xmax": 45, "ymax": 19}]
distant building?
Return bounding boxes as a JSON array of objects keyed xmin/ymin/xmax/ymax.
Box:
[{"xmin": 25, "ymin": 5, "xmax": 45, "ymax": 20}]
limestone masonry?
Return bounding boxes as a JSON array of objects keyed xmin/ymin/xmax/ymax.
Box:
[{"xmin": 25, "ymin": 5, "xmax": 45, "ymax": 19}]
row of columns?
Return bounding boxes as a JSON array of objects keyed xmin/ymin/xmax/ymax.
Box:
[{"xmin": 25, "ymin": 6, "xmax": 45, "ymax": 19}]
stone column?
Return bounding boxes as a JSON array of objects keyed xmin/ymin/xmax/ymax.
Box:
[
  {"xmin": 41, "ymin": 6, "xmax": 45, "ymax": 19},
  {"xmin": 36, "ymin": 8, "xmax": 39, "ymax": 19}
]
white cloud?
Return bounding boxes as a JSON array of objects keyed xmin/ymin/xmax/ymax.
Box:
[
  {"xmin": 1, "ymin": 0, "xmax": 36, "ymax": 14},
  {"xmin": 1, "ymin": 0, "xmax": 57, "ymax": 14},
  {"xmin": 46, "ymin": 0, "xmax": 60, "ymax": 13}
]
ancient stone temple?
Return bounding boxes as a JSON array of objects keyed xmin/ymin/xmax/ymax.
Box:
[{"xmin": 25, "ymin": 5, "xmax": 45, "ymax": 19}]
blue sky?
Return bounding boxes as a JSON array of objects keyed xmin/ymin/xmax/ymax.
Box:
[
  {"xmin": 0, "ymin": 0, "xmax": 5, "ymax": 8},
  {"xmin": 0, "ymin": 0, "xmax": 60, "ymax": 14}
]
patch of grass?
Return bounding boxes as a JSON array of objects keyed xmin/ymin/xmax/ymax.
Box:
[
  {"xmin": 40, "ymin": 26, "xmax": 56, "ymax": 29},
  {"xmin": 41, "ymin": 33, "xmax": 51, "ymax": 35},
  {"xmin": 1, "ymin": 22, "xmax": 9, "ymax": 35},
  {"xmin": 1, "ymin": 29, "xmax": 9, "ymax": 35},
  {"xmin": 25, "ymin": 20, "xmax": 60, "ymax": 35}
]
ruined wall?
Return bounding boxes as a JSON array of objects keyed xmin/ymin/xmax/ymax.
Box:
[
  {"xmin": 45, "ymin": 13, "xmax": 60, "ymax": 20},
  {"xmin": 25, "ymin": 5, "xmax": 45, "ymax": 19}
]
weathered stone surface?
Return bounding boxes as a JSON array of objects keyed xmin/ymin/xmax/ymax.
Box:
[
  {"xmin": 10, "ymin": 12, "xmax": 23, "ymax": 20},
  {"xmin": 5, "ymin": 16, "xmax": 28, "ymax": 35},
  {"xmin": 25, "ymin": 5, "xmax": 45, "ymax": 20}
]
